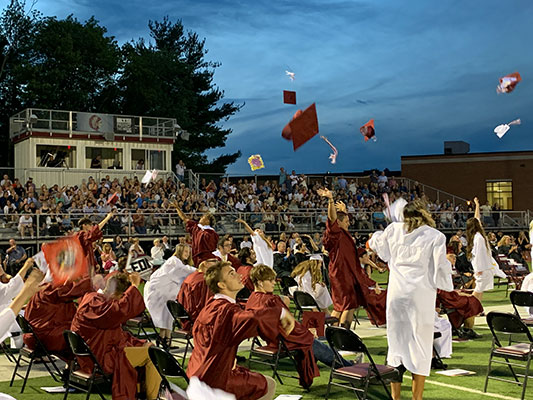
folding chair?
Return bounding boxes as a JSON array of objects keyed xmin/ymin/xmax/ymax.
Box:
[
  {"xmin": 148, "ymin": 346, "xmax": 189, "ymax": 397},
  {"xmin": 236, "ymin": 286, "xmax": 251, "ymax": 303},
  {"xmin": 484, "ymin": 312, "xmax": 533, "ymax": 400},
  {"xmin": 325, "ymin": 326, "xmax": 398, "ymax": 400},
  {"xmin": 1, "ymin": 341, "xmax": 16, "ymax": 363},
  {"xmin": 510, "ymin": 290, "xmax": 533, "ymax": 327},
  {"xmin": 125, "ymin": 310, "xmax": 164, "ymax": 346},
  {"xmin": 9, "ymin": 315, "xmax": 64, "ymax": 393},
  {"xmin": 247, "ymin": 336, "xmax": 299, "ymax": 385},
  {"xmin": 292, "ymin": 290, "xmax": 339, "ymax": 326},
  {"xmin": 63, "ymin": 330, "xmax": 113, "ymax": 400},
  {"xmin": 279, "ymin": 276, "xmax": 298, "ymax": 297},
  {"xmin": 166, "ymin": 300, "xmax": 194, "ymax": 366}
]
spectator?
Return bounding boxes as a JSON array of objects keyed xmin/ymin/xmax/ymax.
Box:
[
  {"xmin": 4, "ymin": 239, "xmax": 27, "ymax": 275},
  {"xmin": 18, "ymin": 213, "xmax": 34, "ymax": 238},
  {"xmin": 175, "ymin": 159, "xmax": 186, "ymax": 182},
  {"xmin": 480, "ymin": 201, "xmax": 494, "ymax": 226},
  {"xmin": 132, "ymin": 208, "xmax": 147, "ymax": 234},
  {"xmin": 240, "ymin": 235, "xmax": 252, "ymax": 249},
  {"xmin": 100, "ymin": 243, "xmax": 116, "ymax": 271},
  {"xmin": 150, "ymin": 238, "xmax": 165, "ymax": 266},
  {"xmin": 90, "ymin": 154, "xmax": 102, "ymax": 169}
]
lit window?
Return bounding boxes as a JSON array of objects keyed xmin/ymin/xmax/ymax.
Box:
[{"xmin": 486, "ymin": 180, "xmax": 512, "ymax": 210}]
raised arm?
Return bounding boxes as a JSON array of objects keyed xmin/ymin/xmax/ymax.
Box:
[
  {"xmin": 171, "ymin": 202, "xmax": 189, "ymax": 223},
  {"xmin": 235, "ymin": 218, "xmax": 254, "ymax": 235},
  {"xmin": 318, "ymin": 188, "xmax": 337, "ymax": 223},
  {"xmin": 98, "ymin": 211, "xmax": 114, "ymax": 230},
  {"xmin": 473, "ymin": 197, "xmax": 480, "ymax": 222}
]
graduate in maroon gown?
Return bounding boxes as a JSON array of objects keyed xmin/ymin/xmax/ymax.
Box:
[
  {"xmin": 214, "ymin": 237, "xmax": 242, "ymax": 269},
  {"xmin": 71, "ymin": 272, "xmax": 161, "ymax": 400},
  {"xmin": 318, "ymin": 188, "xmax": 386, "ymax": 328},
  {"xmin": 187, "ymin": 261, "xmax": 296, "ymax": 400},
  {"xmin": 237, "ymin": 247, "xmax": 256, "ymax": 292},
  {"xmin": 23, "ymin": 276, "xmax": 93, "ymax": 355},
  {"xmin": 436, "ymin": 289, "xmax": 483, "ymax": 338},
  {"xmin": 246, "ymin": 264, "xmax": 320, "ymax": 389},
  {"xmin": 176, "ymin": 255, "xmax": 219, "ymax": 330},
  {"xmin": 173, "ymin": 204, "xmax": 219, "ymax": 267},
  {"xmin": 76, "ymin": 212, "xmax": 114, "ymax": 269}
]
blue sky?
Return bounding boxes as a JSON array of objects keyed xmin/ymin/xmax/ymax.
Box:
[{"xmin": 4, "ymin": 0, "xmax": 533, "ymax": 174}]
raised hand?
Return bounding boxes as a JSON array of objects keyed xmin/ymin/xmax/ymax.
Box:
[{"xmin": 317, "ymin": 188, "xmax": 333, "ymax": 199}]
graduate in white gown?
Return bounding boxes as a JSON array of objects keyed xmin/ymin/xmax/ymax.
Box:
[
  {"xmin": 466, "ymin": 197, "xmax": 506, "ymax": 303},
  {"xmin": 235, "ymin": 218, "xmax": 274, "ymax": 268},
  {"xmin": 289, "ymin": 255, "xmax": 333, "ymax": 310},
  {"xmin": 433, "ymin": 312, "xmax": 452, "ymax": 359},
  {"xmin": 144, "ymin": 244, "xmax": 196, "ymax": 344},
  {"xmin": 369, "ymin": 200, "xmax": 453, "ymax": 400}
]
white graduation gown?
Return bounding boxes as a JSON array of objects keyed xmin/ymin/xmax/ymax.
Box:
[
  {"xmin": 0, "ymin": 308, "xmax": 16, "ymax": 342},
  {"xmin": 434, "ymin": 312, "xmax": 452, "ymax": 358},
  {"xmin": 369, "ymin": 223, "xmax": 453, "ymax": 376},
  {"xmin": 251, "ymin": 232, "xmax": 274, "ymax": 268},
  {"xmin": 144, "ymin": 256, "xmax": 196, "ymax": 330},
  {"xmin": 471, "ymin": 232, "xmax": 506, "ymax": 292},
  {"xmin": 289, "ymin": 271, "xmax": 333, "ymax": 309},
  {"xmin": 0, "ymin": 275, "xmax": 23, "ymax": 343},
  {"xmin": 521, "ymin": 273, "xmax": 533, "ymax": 317}
]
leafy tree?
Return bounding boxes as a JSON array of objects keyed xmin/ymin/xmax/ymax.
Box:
[{"xmin": 117, "ymin": 17, "xmax": 242, "ymax": 173}]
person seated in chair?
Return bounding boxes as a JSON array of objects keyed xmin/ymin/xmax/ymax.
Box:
[{"xmin": 71, "ymin": 272, "xmax": 161, "ymax": 400}]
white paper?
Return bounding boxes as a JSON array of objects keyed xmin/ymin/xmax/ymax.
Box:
[
  {"xmin": 275, "ymin": 396, "xmax": 302, "ymax": 400},
  {"xmin": 435, "ymin": 368, "xmax": 475, "ymax": 376},
  {"xmin": 141, "ymin": 170, "xmax": 152, "ymax": 184}
]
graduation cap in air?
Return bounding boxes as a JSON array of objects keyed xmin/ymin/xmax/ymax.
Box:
[
  {"xmin": 497, "ymin": 72, "xmax": 522, "ymax": 93},
  {"xmin": 360, "ymin": 119, "xmax": 376, "ymax": 142},
  {"xmin": 281, "ymin": 103, "xmax": 319, "ymax": 150},
  {"xmin": 247, "ymin": 154, "xmax": 265, "ymax": 171},
  {"xmin": 283, "ymin": 90, "xmax": 296, "ymax": 105},
  {"xmin": 494, "ymin": 118, "xmax": 521, "ymax": 138},
  {"xmin": 42, "ymin": 237, "xmax": 88, "ymax": 286}
]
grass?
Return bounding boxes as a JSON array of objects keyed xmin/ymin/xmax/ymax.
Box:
[{"xmin": 1, "ymin": 279, "xmax": 530, "ymax": 399}]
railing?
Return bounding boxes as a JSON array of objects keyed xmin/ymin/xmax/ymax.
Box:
[
  {"xmin": 1, "ymin": 210, "xmax": 530, "ymax": 245},
  {"xmin": 9, "ymin": 108, "xmax": 177, "ymax": 139}
]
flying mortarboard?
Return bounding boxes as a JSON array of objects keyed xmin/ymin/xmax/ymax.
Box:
[
  {"xmin": 283, "ymin": 90, "xmax": 296, "ymax": 105},
  {"xmin": 360, "ymin": 119, "xmax": 376, "ymax": 142},
  {"xmin": 42, "ymin": 236, "xmax": 88, "ymax": 286},
  {"xmin": 247, "ymin": 154, "xmax": 265, "ymax": 171},
  {"xmin": 497, "ymin": 72, "xmax": 522, "ymax": 94},
  {"xmin": 281, "ymin": 103, "xmax": 319, "ymax": 150},
  {"xmin": 494, "ymin": 118, "xmax": 521, "ymax": 138}
]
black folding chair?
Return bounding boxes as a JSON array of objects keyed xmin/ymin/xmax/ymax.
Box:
[
  {"xmin": 236, "ymin": 286, "xmax": 251, "ymax": 303},
  {"xmin": 484, "ymin": 312, "xmax": 533, "ymax": 400},
  {"xmin": 510, "ymin": 290, "xmax": 533, "ymax": 327},
  {"xmin": 279, "ymin": 276, "xmax": 298, "ymax": 297},
  {"xmin": 63, "ymin": 330, "xmax": 112, "ymax": 400},
  {"xmin": 166, "ymin": 300, "xmax": 194, "ymax": 366},
  {"xmin": 125, "ymin": 310, "xmax": 164, "ymax": 347},
  {"xmin": 148, "ymin": 346, "xmax": 189, "ymax": 397},
  {"xmin": 325, "ymin": 326, "xmax": 398, "ymax": 400},
  {"xmin": 9, "ymin": 315, "xmax": 64, "ymax": 393},
  {"xmin": 248, "ymin": 336, "xmax": 299, "ymax": 385},
  {"xmin": 1, "ymin": 341, "xmax": 16, "ymax": 363},
  {"xmin": 292, "ymin": 290, "xmax": 339, "ymax": 326}
]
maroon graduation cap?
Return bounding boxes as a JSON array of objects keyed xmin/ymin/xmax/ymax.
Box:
[
  {"xmin": 360, "ymin": 119, "xmax": 375, "ymax": 142},
  {"xmin": 283, "ymin": 90, "xmax": 296, "ymax": 105},
  {"xmin": 281, "ymin": 103, "xmax": 319, "ymax": 150}
]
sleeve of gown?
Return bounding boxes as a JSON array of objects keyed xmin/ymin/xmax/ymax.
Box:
[
  {"xmin": 323, "ymin": 220, "xmax": 341, "ymax": 251},
  {"xmin": 0, "ymin": 308, "xmax": 16, "ymax": 340},
  {"xmin": 0, "ymin": 275, "xmax": 24, "ymax": 303},
  {"xmin": 429, "ymin": 233, "xmax": 453, "ymax": 291},
  {"xmin": 186, "ymin": 220, "xmax": 199, "ymax": 236},
  {"xmin": 56, "ymin": 277, "xmax": 93, "ymax": 302},
  {"xmin": 368, "ymin": 229, "xmax": 391, "ymax": 262},
  {"xmin": 82, "ymin": 225, "xmax": 103, "ymax": 245},
  {"xmin": 231, "ymin": 303, "xmax": 282, "ymax": 345},
  {"xmin": 92, "ymin": 286, "xmax": 146, "ymax": 329}
]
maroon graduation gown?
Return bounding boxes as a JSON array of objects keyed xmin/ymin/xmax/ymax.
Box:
[
  {"xmin": 246, "ymin": 291, "xmax": 319, "ymax": 388},
  {"xmin": 187, "ymin": 296, "xmax": 281, "ymax": 400},
  {"xmin": 436, "ymin": 290, "xmax": 483, "ymax": 329},
  {"xmin": 71, "ymin": 287, "xmax": 146, "ymax": 400},
  {"xmin": 186, "ymin": 220, "xmax": 219, "ymax": 267},
  {"xmin": 76, "ymin": 225, "xmax": 103, "ymax": 268},
  {"xmin": 23, "ymin": 277, "xmax": 92, "ymax": 354},
  {"xmin": 236, "ymin": 264, "xmax": 254, "ymax": 292},
  {"xmin": 176, "ymin": 270, "xmax": 212, "ymax": 331},
  {"xmin": 323, "ymin": 220, "xmax": 386, "ymax": 325}
]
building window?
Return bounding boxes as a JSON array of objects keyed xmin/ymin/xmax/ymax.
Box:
[
  {"xmin": 132, "ymin": 149, "xmax": 146, "ymax": 170},
  {"xmin": 149, "ymin": 150, "xmax": 166, "ymax": 170},
  {"xmin": 86, "ymin": 147, "xmax": 123, "ymax": 169},
  {"xmin": 486, "ymin": 180, "xmax": 513, "ymax": 210},
  {"xmin": 37, "ymin": 145, "xmax": 76, "ymax": 168}
]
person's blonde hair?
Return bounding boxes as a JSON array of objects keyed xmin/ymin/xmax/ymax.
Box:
[
  {"xmin": 250, "ymin": 264, "xmax": 276, "ymax": 286},
  {"xmin": 102, "ymin": 243, "xmax": 112, "ymax": 253},
  {"xmin": 153, "ymin": 238, "xmax": 160, "ymax": 245},
  {"xmin": 497, "ymin": 235, "xmax": 511, "ymax": 247},
  {"xmin": 173, "ymin": 243, "xmax": 193, "ymax": 265},
  {"xmin": 291, "ymin": 259, "xmax": 323, "ymax": 291},
  {"xmin": 403, "ymin": 200, "xmax": 435, "ymax": 233}
]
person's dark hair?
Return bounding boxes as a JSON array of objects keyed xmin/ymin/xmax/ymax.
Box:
[
  {"xmin": 465, "ymin": 217, "xmax": 490, "ymax": 260},
  {"xmin": 238, "ymin": 247, "xmax": 252, "ymax": 265},
  {"xmin": 204, "ymin": 261, "xmax": 231, "ymax": 294},
  {"xmin": 250, "ymin": 264, "xmax": 276, "ymax": 286},
  {"xmin": 78, "ymin": 217, "xmax": 93, "ymax": 228},
  {"xmin": 403, "ymin": 200, "xmax": 435, "ymax": 233},
  {"xmin": 116, "ymin": 256, "xmax": 128, "ymax": 272},
  {"xmin": 107, "ymin": 272, "xmax": 131, "ymax": 296},
  {"xmin": 217, "ymin": 237, "xmax": 229, "ymax": 248}
]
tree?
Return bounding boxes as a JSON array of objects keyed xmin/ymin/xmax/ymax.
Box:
[{"xmin": 117, "ymin": 17, "xmax": 242, "ymax": 173}]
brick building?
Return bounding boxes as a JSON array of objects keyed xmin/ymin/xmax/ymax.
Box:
[{"xmin": 401, "ymin": 150, "xmax": 533, "ymax": 210}]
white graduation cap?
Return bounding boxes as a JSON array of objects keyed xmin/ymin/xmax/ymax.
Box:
[
  {"xmin": 494, "ymin": 119, "xmax": 521, "ymax": 139},
  {"xmin": 383, "ymin": 194, "xmax": 408, "ymax": 223}
]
